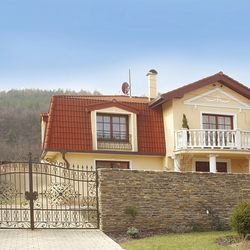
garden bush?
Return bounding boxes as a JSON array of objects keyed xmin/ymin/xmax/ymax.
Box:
[{"xmin": 229, "ymin": 199, "xmax": 250, "ymax": 238}]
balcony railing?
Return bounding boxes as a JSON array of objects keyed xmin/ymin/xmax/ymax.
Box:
[
  {"xmin": 97, "ymin": 133, "xmax": 132, "ymax": 150},
  {"xmin": 175, "ymin": 129, "xmax": 250, "ymax": 150}
]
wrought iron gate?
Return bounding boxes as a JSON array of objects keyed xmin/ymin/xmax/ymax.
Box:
[{"xmin": 0, "ymin": 153, "xmax": 99, "ymax": 229}]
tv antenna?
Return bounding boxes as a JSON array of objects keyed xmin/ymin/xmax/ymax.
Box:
[{"xmin": 121, "ymin": 69, "xmax": 132, "ymax": 96}]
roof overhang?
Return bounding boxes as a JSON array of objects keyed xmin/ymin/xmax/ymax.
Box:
[{"xmin": 149, "ymin": 72, "xmax": 250, "ymax": 108}]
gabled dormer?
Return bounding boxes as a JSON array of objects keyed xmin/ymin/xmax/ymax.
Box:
[{"xmin": 86, "ymin": 99, "xmax": 140, "ymax": 151}]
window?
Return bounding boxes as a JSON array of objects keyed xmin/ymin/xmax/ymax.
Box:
[
  {"xmin": 196, "ymin": 161, "xmax": 227, "ymax": 172},
  {"xmin": 202, "ymin": 114, "xmax": 233, "ymax": 130},
  {"xmin": 202, "ymin": 114, "xmax": 233, "ymax": 146},
  {"xmin": 96, "ymin": 161, "xmax": 129, "ymax": 169},
  {"xmin": 97, "ymin": 114, "xmax": 128, "ymax": 141}
]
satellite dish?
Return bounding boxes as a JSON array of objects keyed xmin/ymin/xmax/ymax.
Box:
[{"xmin": 122, "ymin": 82, "xmax": 130, "ymax": 95}]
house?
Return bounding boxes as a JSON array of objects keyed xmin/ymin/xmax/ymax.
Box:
[
  {"xmin": 41, "ymin": 70, "xmax": 250, "ymax": 173},
  {"xmin": 40, "ymin": 70, "xmax": 166, "ymax": 170}
]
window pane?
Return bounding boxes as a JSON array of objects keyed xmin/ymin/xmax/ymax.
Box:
[
  {"xmin": 112, "ymin": 117, "xmax": 119, "ymax": 123},
  {"xmin": 225, "ymin": 117, "xmax": 231, "ymax": 125},
  {"xmin": 96, "ymin": 162, "xmax": 112, "ymax": 168},
  {"xmin": 218, "ymin": 117, "xmax": 224, "ymax": 124},
  {"xmin": 104, "ymin": 124, "xmax": 110, "ymax": 130},
  {"xmin": 97, "ymin": 116, "xmax": 103, "ymax": 122},
  {"xmin": 96, "ymin": 161, "xmax": 129, "ymax": 169},
  {"xmin": 203, "ymin": 124, "xmax": 209, "ymax": 129},
  {"xmin": 112, "ymin": 162, "xmax": 129, "ymax": 169},
  {"xmin": 113, "ymin": 124, "xmax": 119, "ymax": 132},
  {"xmin": 120, "ymin": 124, "xmax": 126, "ymax": 132},
  {"xmin": 97, "ymin": 124, "xmax": 103, "ymax": 130},
  {"xmin": 104, "ymin": 116, "xmax": 110, "ymax": 122},
  {"xmin": 196, "ymin": 162, "xmax": 209, "ymax": 172},
  {"xmin": 120, "ymin": 117, "xmax": 126, "ymax": 123},
  {"xmin": 209, "ymin": 124, "xmax": 216, "ymax": 129},
  {"xmin": 216, "ymin": 162, "xmax": 227, "ymax": 172},
  {"xmin": 202, "ymin": 116, "xmax": 208, "ymax": 123}
]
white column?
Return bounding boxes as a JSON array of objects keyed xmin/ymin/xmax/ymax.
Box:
[
  {"xmin": 209, "ymin": 154, "xmax": 217, "ymax": 173},
  {"xmin": 172, "ymin": 155, "xmax": 183, "ymax": 172},
  {"xmin": 247, "ymin": 157, "xmax": 250, "ymax": 174}
]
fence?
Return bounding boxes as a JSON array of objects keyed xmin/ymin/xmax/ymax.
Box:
[{"xmin": 98, "ymin": 169, "xmax": 250, "ymax": 232}]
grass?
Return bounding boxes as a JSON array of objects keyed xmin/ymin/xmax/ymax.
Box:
[{"xmin": 120, "ymin": 231, "xmax": 246, "ymax": 250}]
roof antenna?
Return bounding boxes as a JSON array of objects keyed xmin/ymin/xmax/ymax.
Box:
[
  {"xmin": 121, "ymin": 69, "xmax": 132, "ymax": 96},
  {"xmin": 128, "ymin": 69, "xmax": 132, "ymax": 96}
]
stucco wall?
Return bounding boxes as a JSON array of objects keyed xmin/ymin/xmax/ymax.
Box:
[
  {"xmin": 98, "ymin": 169, "xmax": 250, "ymax": 233},
  {"xmin": 53, "ymin": 152, "xmax": 165, "ymax": 170}
]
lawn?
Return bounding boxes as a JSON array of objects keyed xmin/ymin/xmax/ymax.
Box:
[{"xmin": 120, "ymin": 231, "xmax": 249, "ymax": 250}]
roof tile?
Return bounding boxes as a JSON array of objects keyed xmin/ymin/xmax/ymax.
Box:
[{"xmin": 42, "ymin": 95, "xmax": 165, "ymax": 155}]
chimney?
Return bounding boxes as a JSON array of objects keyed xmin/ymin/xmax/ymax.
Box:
[{"xmin": 146, "ymin": 69, "xmax": 158, "ymax": 100}]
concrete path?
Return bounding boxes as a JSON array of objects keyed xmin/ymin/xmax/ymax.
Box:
[{"xmin": 0, "ymin": 229, "xmax": 124, "ymax": 250}]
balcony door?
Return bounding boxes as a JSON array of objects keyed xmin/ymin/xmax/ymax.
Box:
[{"xmin": 202, "ymin": 114, "xmax": 233, "ymax": 146}]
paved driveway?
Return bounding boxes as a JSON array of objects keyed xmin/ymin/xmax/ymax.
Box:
[{"xmin": 0, "ymin": 229, "xmax": 124, "ymax": 250}]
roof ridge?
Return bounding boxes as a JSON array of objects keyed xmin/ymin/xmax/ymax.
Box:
[
  {"xmin": 51, "ymin": 94, "xmax": 150, "ymax": 104},
  {"xmin": 53, "ymin": 94, "xmax": 148, "ymax": 98}
]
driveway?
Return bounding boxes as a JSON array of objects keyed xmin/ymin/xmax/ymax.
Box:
[{"xmin": 0, "ymin": 229, "xmax": 124, "ymax": 250}]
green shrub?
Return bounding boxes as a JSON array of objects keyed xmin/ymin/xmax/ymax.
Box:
[
  {"xmin": 123, "ymin": 204, "xmax": 140, "ymax": 220},
  {"xmin": 127, "ymin": 226, "xmax": 139, "ymax": 238},
  {"xmin": 229, "ymin": 199, "xmax": 250, "ymax": 238}
]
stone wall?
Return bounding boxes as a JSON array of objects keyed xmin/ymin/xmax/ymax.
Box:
[{"xmin": 97, "ymin": 169, "xmax": 250, "ymax": 233}]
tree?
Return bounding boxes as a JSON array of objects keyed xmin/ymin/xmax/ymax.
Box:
[
  {"xmin": 0, "ymin": 88, "xmax": 102, "ymax": 159},
  {"xmin": 5, "ymin": 129, "xmax": 16, "ymax": 146}
]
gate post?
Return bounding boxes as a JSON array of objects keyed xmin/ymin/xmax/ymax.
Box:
[{"xmin": 28, "ymin": 152, "xmax": 35, "ymax": 230}]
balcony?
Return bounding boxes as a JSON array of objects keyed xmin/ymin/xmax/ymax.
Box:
[
  {"xmin": 175, "ymin": 129, "xmax": 250, "ymax": 150},
  {"xmin": 97, "ymin": 133, "xmax": 132, "ymax": 150}
]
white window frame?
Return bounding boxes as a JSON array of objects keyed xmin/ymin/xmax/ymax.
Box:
[
  {"xmin": 200, "ymin": 111, "xmax": 237, "ymax": 130},
  {"xmin": 93, "ymin": 110, "xmax": 135, "ymax": 151}
]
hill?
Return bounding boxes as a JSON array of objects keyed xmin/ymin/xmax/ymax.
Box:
[{"xmin": 0, "ymin": 88, "xmax": 102, "ymax": 160}]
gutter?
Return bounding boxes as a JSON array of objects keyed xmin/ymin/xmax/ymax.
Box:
[
  {"xmin": 148, "ymin": 95, "xmax": 164, "ymax": 108},
  {"xmin": 61, "ymin": 149, "xmax": 70, "ymax": 168}
]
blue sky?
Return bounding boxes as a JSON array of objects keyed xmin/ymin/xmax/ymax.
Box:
[{"xmin": 1, "ymin": 0, "xmax": 250, "ymax": 96}]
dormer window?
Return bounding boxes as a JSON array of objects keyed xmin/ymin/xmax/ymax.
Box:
[
  {"xmin": 96, "ymin": 113, "xmax": 132, "ymax": 150},
  {"xmin": 97, "ymin": 114, "xmax": 129, "ymax": 141}
]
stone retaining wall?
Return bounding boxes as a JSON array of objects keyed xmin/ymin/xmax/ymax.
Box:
[{"xmin": 98, "ymin": 169, "xmax": 250, "ymax": 233}]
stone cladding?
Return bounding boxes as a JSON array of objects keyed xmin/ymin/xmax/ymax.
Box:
[{"xmin": 98, "ymin": 169, "xmax": 250, "ymax": 232}]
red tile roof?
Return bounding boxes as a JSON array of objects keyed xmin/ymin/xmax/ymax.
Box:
[
  {"xmin": 41, "ymin": 95, "xmax": 166, "ymax": 155},
  {"xmin": 149, "ymin": 71, "xmax": 250, "ymax": 107}
]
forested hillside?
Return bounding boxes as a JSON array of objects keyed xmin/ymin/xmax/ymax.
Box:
[{"xmin": 0, "ymin": 88, "xmax": 101, "ymax": 160}]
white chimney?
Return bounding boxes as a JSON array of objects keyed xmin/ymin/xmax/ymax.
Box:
[{"xmin": 146, "ymin": 69, "xmax": 158, "ymax": 100}]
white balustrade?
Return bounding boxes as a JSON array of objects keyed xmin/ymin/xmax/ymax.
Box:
[{"xmin": 175, "ymin": 129, "xmax": 250, "ymax": 150}]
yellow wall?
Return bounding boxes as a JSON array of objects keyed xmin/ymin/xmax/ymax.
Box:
[
  {"xmin": 171, "ymin": 83, "xmax": 250, "ymax": 132},
  {"xmin": 46, "ymin": 152, "xmax": 165, "ymax": 171},
  {"xmin": 162, "ymin": 82, "xmax": 250, "ymax": 172}
]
